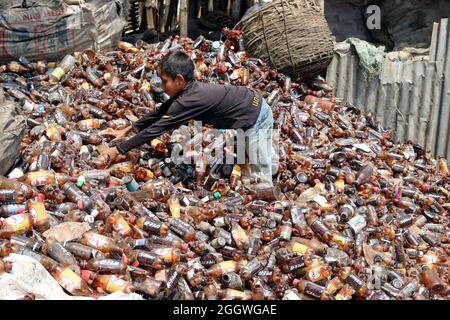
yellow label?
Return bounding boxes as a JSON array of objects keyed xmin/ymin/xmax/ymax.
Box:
[
  {"xmin": 151, "ymin": 139, "xmax": 163, "ymax": 147},
  {"xmin": 154, "ymin": 247, "xmax": 174, "ymax": 263},
  {"xmin": 29, "ymin": 202, "xmax": 48, "ymax": 225},
  {"xmin": 7, "ymin": 214, "xmax": 31, "ymax": 233},
  {"xmin": 335, "ymin": 293, "xmax": 345, "ymax": 300},
  {"xmin": 227, "ymin": 289, "xmax": 248, "ymax": 299},
  {"xmin": 169, "ymin": 203, "xmax": 181, "ymax": 218},
  {"xmin": 106, "ymin": 276, "xmax": 129, "ymax": 293},
  {"xmin": 9, "ymin": 63, "xmax": 21, "ymax": 73},
  {"xmin": 113, "ymin": 216, "xmax": 132, "ymax": 236},
  {"xmin": 291, "ymin": 243, "xmax": 309, "ymax": 255},
  {"xmin": 331, "ymin": 234, "xmax": 348, "ymax": 248},
  {"xmin": 232, "ymin": 165, "xmax": 241, "ymax": 176},
  {"xmin": 111, "ymin": 162, "xmax": 133, "ymax": 173},
  {"xmin": 27, "ymin": 171, "xmax": 53, "ymax": 186},
  {"xmin": 307, "ymin": 266, "xmax": 323, "ymax": 282},
  {"xmin": 219, "ymin": 260, "xmax": 237, "ymax": 273},
  {"xmin": 50, "ymin": 67, "xmax": 65, "ymax": 82},
  {"xmin": 46, "ymin": 126, "xmax": 62, "ymax": 140},
  {"xmin": 60, "ymin": 267, "xmax": 82, "ymax": 292},
  {"xmin": 423, "ymin": 254, "xmax": 438, "ymax": 264},
  {"xmin": 85, "ymin": 233, "xmax": 109, "ymax": 249}
]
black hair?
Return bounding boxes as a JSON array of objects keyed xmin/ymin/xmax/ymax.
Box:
[{"xmin": 159, "ymin": 50, "xmax": 195, "ymax": 82}]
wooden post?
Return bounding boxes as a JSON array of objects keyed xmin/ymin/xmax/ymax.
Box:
[
  {"xmin": 196, "ymin": 0, "xmax": 202, "ymax": 18},
  {"xmin": 180, "ymin": 0, "xmax": 188, "ymax": 37},
  {"xmin": 160, "ymin": 0, "xmax": 171, "ymax": 33},
  {"xmin": 208, "ymin": 0, "xmax": 214, "ymax": 12},
  {"xmin": 231, "ymin": 0, "xmax": 240, "ymax": 19},
  {"xmin": 170, "ymin": 0, "xmax": 179, "ymax": 31},
  {"xmin": 145, "ymin": 0, "xmax": 157, "ymax": 30}
]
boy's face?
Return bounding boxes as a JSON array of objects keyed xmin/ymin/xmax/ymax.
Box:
[{"xmin": 161, "ymin": 73, "xmax": 186, "ymax": 97}]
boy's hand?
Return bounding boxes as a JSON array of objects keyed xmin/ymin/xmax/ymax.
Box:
[
  {"xmin": 102, "ymin": 146, "xmax": 120, "ymax": 159},
  {"xmin": 99, "ymin": 125, "xmax": 133, "ymax": 140}
]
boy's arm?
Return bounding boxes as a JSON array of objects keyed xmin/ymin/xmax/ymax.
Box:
[
  {"xmin": 132, "ymin": 97, "xmax": 174, "ymax": 132},
  {"xmin": 117, "ymin": 101, "xmax": 199, "ymax": 154}
]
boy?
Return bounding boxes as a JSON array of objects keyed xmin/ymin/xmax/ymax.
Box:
[{"xmin": 105, "ymin": 50, "xmax": 274, "ymax": 184}]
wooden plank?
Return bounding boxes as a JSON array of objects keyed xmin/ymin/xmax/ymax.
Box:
[
  {"xmin": 208, "ymin": 0, "xmax": 214, "ymax": 12},
  {"xmin": 180, "ymin": 0, "xmax": 188, "ymax": 37},
  {"xmin": 160, "ymin": 0, "xmax": 171, "ymax": 33}
]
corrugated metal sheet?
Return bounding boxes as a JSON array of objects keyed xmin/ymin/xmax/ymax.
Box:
[{"xmin": 326, "ymin": 18, "xmax": 450, "ymax": 160}]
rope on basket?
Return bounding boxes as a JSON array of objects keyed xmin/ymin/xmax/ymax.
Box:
[
  {"xmin": 280, "ymin": 0, "xmax": 296, "ymax": 76},
  {"xmin": 258, "ymin": 8, "xmax": 273, "ymax": 67}
]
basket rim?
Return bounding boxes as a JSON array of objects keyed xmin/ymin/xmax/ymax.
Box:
[{"xmin": 235, "ymin": 0, "xmax": 322, "ymax": 29}]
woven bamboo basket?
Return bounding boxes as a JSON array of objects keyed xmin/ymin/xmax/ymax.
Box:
[{"xmin": 235, "ymin": 0, "xmax": 334, "ymax": 78}]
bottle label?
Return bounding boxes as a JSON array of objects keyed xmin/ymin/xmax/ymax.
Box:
[
  {"xmin": 169, "ymin": 203, "xmax": 181, "ymax": 218},
  {"xmin": 142, "ymin": 219, "xmax": 162, "ymax": 234},
  {"xmin": 304, "ymin": 282, "xmax": 325, "ymax": 299},
  {"xmin": 9, "ymin": 63, "xmax": 21, "ymax": 73},
  {"xmin": 153, "ymin": 247, "xmax": 174, "ymax": 263},
  {"xmin": 226, "ymin": 289, "xmax": 247, "ymax": 299},
  {"xmin": 29, "ymin": 202, "xmax": 48, "ymax": 225},
  {"xmin": 291, "ymin": 243, "xmax": 309, "ymax": 255},
  {"xmin": 288, "ymin": 256, "xmax": 305, "ymax": 271},
  {"xmin": 218, "ymin": 260, "xmax": 237, "ymax": 274},
  {"xmin": 113, "ymin": 216, "xmax": 132, "ymax": 236},
  {"xmin": 85, "ymin": 233, "xmax": 109, "ymax": 249},
  {"xmin": 51, "ymin": 67, "xmax": 65, "ymax": 82},
  {"xmin": 345, "ymin": 273, "xmax": 364, "ymax": 291},
  {"xmin": 59, "ymin": 267, "xmax": 82, "ymax": 293},
  {"xmin": 106, "ymin": 276, "xmax": 129, "ymax": 293},
  {"xmin": 2, "ymin": 204, "xmax": 26, "ymax": 216},
  {"xmin": 279, "ymin": 225, "xmax": 292, "ymax": 240},
  {"xmin": 331, "ymin": 234, "xmax": 350, "ymax": 249},
  {"xmin": 307, "ymin": 266, "xmax": 325, "ymax": 282},
  {"xmin": 6, "ymin": 214, "xmax": 31, "ymax": 233},
  {"xmin": 0, "ymin": 190, "xmax": 16, "ymax": 202}
]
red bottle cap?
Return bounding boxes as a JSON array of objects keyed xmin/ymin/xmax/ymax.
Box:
[
  {"xmin": 38, "ymin": 193, "xmax": 45, "ymax": 201},
  {"xmin": 373, "ymin": 186, "xmax": 379, "ymax": 193},
  {"xmin": 132, "ymin": 260, "xmax": 139, "ymax": 267},
  {"xmin": 80, "ymin": 269, "xmax": 93, "ymax": 283},
  {"xmin": 181, "ymin": 243, "xmax": 190, "ymax": 253},
  {"xmin": 292, "ymin": 279, "xmax": 300, "ymax": 286}
]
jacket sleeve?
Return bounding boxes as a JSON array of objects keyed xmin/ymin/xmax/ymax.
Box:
[
  {"xmin": 132, "ymin": 98, "xmax": 174, "ymax": 132},
  {"xmin": 117, "ymin": 100, "xmax": 205, "ymax": 153}
]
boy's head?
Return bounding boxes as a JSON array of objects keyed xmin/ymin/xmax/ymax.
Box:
[{"xmin": 158, "ymin": 50, "xmax": 195, "ymax": 97}]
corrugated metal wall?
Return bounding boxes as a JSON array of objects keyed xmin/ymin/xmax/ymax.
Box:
[{"xmin": 326, "ymin": 18, "xmax": 450, "ymax": 160}]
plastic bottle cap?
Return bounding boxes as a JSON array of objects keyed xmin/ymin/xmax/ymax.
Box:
[
  {"xmin": 38, "ymin": 193, "xmax": 46, "ymax": 201},
  {"xmin": 181, "ymin": 243, "xmax": 190, "ymax": 252},
  {"xmin": 292, "ymin": 279, "xmax": 300, "ymax": 286},
  {"xmin": 373, "ymin": 186, "xmax": 379, "ymax": 193},
  {"xmin": 80, "ymin": 270, "xmax": 92, "ymax": 283},
  {"xmin": 90, "ymin": 209, "xmax": 99, "ymax": 218},
  {"xmin": 84, "ymin": 215, "xmax": 94, "ymax": 224},
  {"xmin": 213, "ymin": 192, "xmax": 222, "ymax": 199},
  {"xmin": 77, "ymin": 176, "xmax": 86, "ymax": 188},
  {"xmin": 132, "ymin": 261, "xmax": 139, "ymax": 267}
]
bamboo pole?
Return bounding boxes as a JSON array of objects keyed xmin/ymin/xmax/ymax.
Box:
[
  {"xmin": 231, "ymin": 0, "xmax": 240, "ymax": 20},
  {"xmin": 196, "ymin": 0, "xmax": 202, "ymax": 18},
  {"xmin": 208, "ymin": 0, "xmax": 214, "ymax": 12},
  {"xmin": 160, "ymin": 0, "xmax": 171, "ymax": 33},
  {"xmin": 180, "ymin": 0, "xmax": 188, "ymax": 37},
  {"xmin": 145, "ymin": 0, "xmax": 157, "ymax": 30}
]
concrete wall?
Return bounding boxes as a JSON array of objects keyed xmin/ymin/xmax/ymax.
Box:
[{"xmin": 322, "ymin": 0, "xmax": 450, "ymax": 50}]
